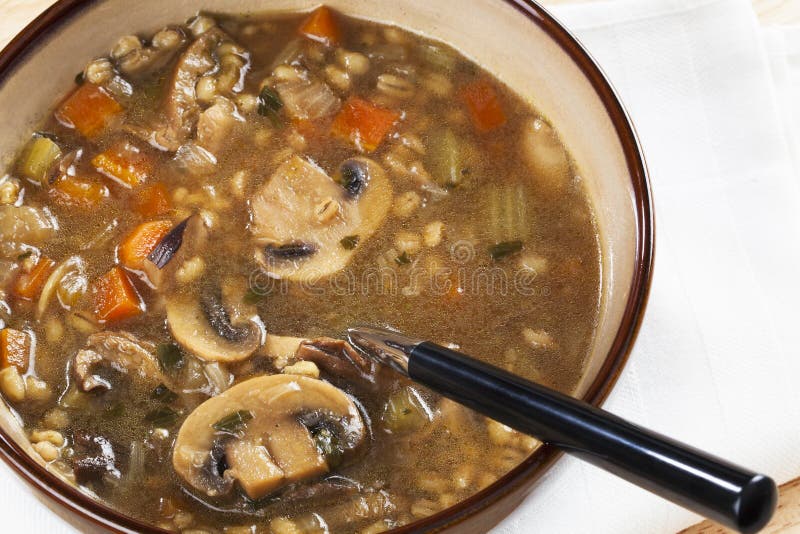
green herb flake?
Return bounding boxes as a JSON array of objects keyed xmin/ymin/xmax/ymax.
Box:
[
  {"xmin": 16, "ymin": 250, "xmax": 33, "ymax": 261},
  {"xmin": 145, "ymin": 406, "xmax": 179, "ymax": 427},
  {"xmin": 212, "ymin": 410, "xmax": 254, "ymax": 435},
  {"xmin": 340, "ymin": 235, "xmax": 360, "ymax": 250},
  {"xmin": 156, "ymin": 343, "xmax": 184, "ymax": 372},
  {"xmin": 243, "ymin": 288, "xmax": 262, "ymax": 305},
  {"xmin": 151, "ymin": 384, "xmax": 178, "ymax": 403},
  {"xmin": 258, "ymin": 86, "xmax": 284, "ymax": 127},
  {"xmin": 74, "ymin": 71, "xmax": 84, "ymax": 85},
  {"xmin": 104, "ymin": 402, "xmax": 125, "ymax": 419},
  {"xmin": 489, "ymin": 240, "xmax": 523, "ymax": 261},
  {"xmin": 312, "ymin": 427, "xmax": 343, "ymax": 468},
  {"xmin": 395, "ymin": 251, "xmax": 411, "ymax": 265}
]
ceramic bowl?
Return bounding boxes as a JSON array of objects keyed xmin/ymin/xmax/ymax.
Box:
[{"xmin": 0, "ymin": 1, "xmax": 653, "ymax": 531}]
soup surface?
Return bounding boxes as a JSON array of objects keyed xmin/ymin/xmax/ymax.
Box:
[{"xmin": 0, "ymin": 7, "xmax": 600, "ymax": 533}]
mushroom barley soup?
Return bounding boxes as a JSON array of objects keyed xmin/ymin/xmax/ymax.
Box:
[{"xmin": 0, "ymin": 6, "xmax": 600, "ymax": 533}]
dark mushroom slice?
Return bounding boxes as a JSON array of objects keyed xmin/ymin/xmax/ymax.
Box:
[
  {"xmin": 165, "ymin": 287, "xmax": 263, "ymax": 363},
  {"xmin": 250, "ymin": 155, "xmax": 392, "ymax": 281},
  {"xmin": 295, "ymin": 337, "xmax": 378, "ymax": 386},
  {"xmin": 173, "ymin": 374, "xmax": 366, "ymax": 500},
  {"xmin": 335, "ymin": 158, "xmax": 369, "ymax": 197},
  {"xmin": 142, "ymin": 213, "xmax": 208, "ymax": 289},
  {"xmin": 264, "ymin": 242, "xmax": 317, "ymax": 261},
  {"xmin": 73, "ymin": 331, "xmax": 167, "ymax": 392}
]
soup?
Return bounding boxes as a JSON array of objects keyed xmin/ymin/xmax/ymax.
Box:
[{"xmin": 0, "ymin": 6, "xmax": 600, "ymax": 533}]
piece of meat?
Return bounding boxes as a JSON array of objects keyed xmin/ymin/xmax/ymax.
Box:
[
  {"xmin": 154, "ymin": 28, "xmax": 227, "ymax": 151},
  {"xmin": 195, "ymin": 96, "xmax": 239, "ymax": 154},
  {"xmin": 73, "ymin": 331, "xmax": 165, "ymax": 391}
]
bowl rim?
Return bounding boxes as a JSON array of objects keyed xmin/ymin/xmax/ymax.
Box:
[{"xmin": 0, "ymin": 1, "xmax": 654, "ymax": 532}]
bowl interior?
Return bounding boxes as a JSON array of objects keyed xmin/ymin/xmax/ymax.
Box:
[{"xmin": 0, "ymin": 1, "xmax": 650, "ymax": 532}]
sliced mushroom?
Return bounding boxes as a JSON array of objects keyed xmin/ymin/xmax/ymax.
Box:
[
  {"xmin": 165, "ymin": 287, "xmax": 262, "ymax": 363},
  {"xmin": 173, "ymin": 374, "xmax": 366, "ymax": 499},
  {"xmin": 142, "ymin": 213, "xmax": 208, "ymax": 289},
  {"xmin": 73, "ymin": 331, "xmax": 165, "ymax": 392},
  {"xmin": 250, "ymin": 156, "xmax": 392, "ymax": 281},
  {"xmin": 295, "ymin": 337, "xmax": 378, "ymax": 386}
]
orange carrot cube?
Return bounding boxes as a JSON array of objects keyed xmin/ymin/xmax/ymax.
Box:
[
  {"xmin": 92, "ymin": 141, "xmax": 151, "ymax": 188},
  {"xmin": 331, "ymin": 97, "xmax": 400, "ymax": 152},
  {"xmin": 55, "ymin": 83, "xmax": 122, "ymax": 138},
  {"xmin": 50, "ymin": 175, "xmax": 109, "ymax": 207},
  {"xmin": 0, "ymin": 329, "xmax": 31, "ymax": 372},
  {"xmin": 132, "ymin": 183, "xmax": 171, "ymax": 217},
  {"xmin": 118, "ymin": 220, "xmax": 173, "ymax": 272},
  {"xmin": 298, "ymin": 6, "xmax": 341, "ymax": 46},
  {"xmin": 461, "ymin": 79, "xmax": 507, "ymax": 133},
  {"xmin": 13, "ymin": 256, "xmax": 56, "ymax": 301},
  {"xmin": 91, "ymin": 266, "xmax": 144, "ymax": 323}
]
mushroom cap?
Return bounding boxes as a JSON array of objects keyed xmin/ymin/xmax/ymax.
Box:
[
  {"xmin": 173, "ymin": 374, "xmax": 365, "ymax": 500},
  {"xmin": 250, "ymin": 155, "xmax": 392, "ymax": 281},
  {"xmin": 165, "ymin": 291, "xmax": 263, "ymax": 363}
]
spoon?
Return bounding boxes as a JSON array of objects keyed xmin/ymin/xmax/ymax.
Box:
[{"xmin": 347, "ymin": 326, "xmax": 777, "ymax": 534}]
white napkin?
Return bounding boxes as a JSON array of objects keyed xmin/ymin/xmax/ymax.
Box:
[
  {"xmin": 495, "ymin": 0, "xmax": 800, "ymax": 532},
  {"xmin": 2, "ymin": 1, "xmax": 800, "ymax": 533}
]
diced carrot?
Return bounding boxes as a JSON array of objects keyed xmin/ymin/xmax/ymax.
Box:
[
  {"xmin": 50, "ymin": 174, "xmax": 109, "ymax": 207},
  {"xmin": 293, "ymin": 119, "xmax": 319, "ymax": 139},
  {"xmin": 330, "ymin": 97, "xmax": 401, "ymax": 152},
  {"xmin": 13, "ymin": 256, "xmax": 56, "ymax": 301},
  {"xmin": 55, "ymin": 83, "xmax": 122, "ymax": 138},
  {"xmin": 0, "ymin": 328, "xmax": 30, "ymax": 372},
  {"xmin": 91, "ymin": 266, "xmax": 144, "ymax": 323},
  {"xmin": 118, "ymin": 220, "xmax": 173, "ymax": 272},
  {"xmin": 92, "ymin": 141, "xmax": 151, "ymax": 188},
  {"xmin": 461, "ymin": 79, "xmax": 507, "ymax": 133},
  {"xmin": 132, "ymin": 183, "xmax": 171, "ymax": 217},
  {"xmin": 298, "ymin": 6, "xmax": 341, "ymax": 46}
]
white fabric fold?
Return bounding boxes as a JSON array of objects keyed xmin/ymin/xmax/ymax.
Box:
[{"xmin": 495, "ymin": 0, "xmax": 800, "ymax": 532}]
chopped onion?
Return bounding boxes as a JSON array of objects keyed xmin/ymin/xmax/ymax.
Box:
[
  {"xmin": 269, "ymin": 38, "xmax": 305, "ymax": 70},
  {"xmin": 127, "ymin": 440, "xmax": 146, "ymax": 482},
  {"xmin": 275, "ymin": 79, "xmax": 340, "ymax": 121},
  {"xmin": 203, "ymin": 362, "xmax": 232, "ymax": 395},
  {"xmin": 36, "ymin": 256, "xmax": 83, "ymax": 319}
]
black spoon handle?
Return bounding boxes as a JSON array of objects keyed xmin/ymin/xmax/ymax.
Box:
[{"xmin": 408, "ymin": 341, "xmax": 777, "ymax": 534}]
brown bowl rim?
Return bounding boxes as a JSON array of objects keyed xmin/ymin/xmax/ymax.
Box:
[{"xmin": 0, "ymin": 1, "xmax": 654, "ymax": 532}]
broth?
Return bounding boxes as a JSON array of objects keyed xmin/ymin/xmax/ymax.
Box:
[{"xmin": 0, "ymin": 7, "xmax": 600, "ymax": 532}]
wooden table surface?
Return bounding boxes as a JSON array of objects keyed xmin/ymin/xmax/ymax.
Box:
[{"xmin": 0, "ymin": 0, "xmax": 796, "ymax": 533}]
